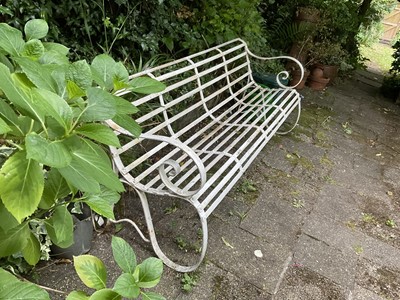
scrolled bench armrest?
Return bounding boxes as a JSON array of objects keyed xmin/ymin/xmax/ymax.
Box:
[
  {"xmin": 246, "ymin": 47, "xmax": 304, "ymax": 89},
  {"xmin": 140, "ymin": 133, "xmax": 207, "ymax": 198}
]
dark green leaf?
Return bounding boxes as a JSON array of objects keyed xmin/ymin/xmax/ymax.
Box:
[
  {"xmin": 76, "ymin": 123, "xmax": 120, "ymax": 147},
  {"xmin": 22, "ymin": 232, "xmax": 41, "ymax": 265},
  {"xmin": 45, "ymin": 205, "xmax": 73, "ymax": 248},
  {"xmin": 112, "ymin": 114, "xmax": 142, "ymax": 138},
  {"xmin": 0, "ymin": 63, "xmax": 46, "ymax": 125},
  {"xmin": 32, "ymin": 88, "xmax": 73, "ymax": 129},
  {"xmin": 41, "ymin": 169, "xmax": 71, "ymax": 209},
  {"xmin": 0, "ymin": 23, "xmax": 25, "ymax": 56},
  {"xmin": 113, "ymin": 273, "xmax": 139, "ymax": 298},
  {"xmin": 0, "ymin": 223, "xmax": 30, "ymax": 258},
  {"xmin": 114, "ymin": 96, "xmax": 139, "ymax": 114},
  {"xmin": 25, "ymin": 133, "xmax": 72, "ymax": 168},
  {"xmin": 0, "ymin": 202, "xmax": 19, "ymax": 231},
  {"xmin": 0, "ymin": 117, "xmax": 11, "ymax": 134},
  {"xmin": 0, "ymin": 268, "xmax": 50, "ymax": 300},
  {"xmin": 111, "ymin": 236, "xmax": 136, "ymax": 274},
  {"xmin": 137, "ymin": 257, "xmax": 163, "ymax": 288},
  {"xmin": 24, "ymin": 19, "xmax": 49, "ymax": 40},
  {"xmin": 0, "ymin": 99, "xmax": 20, "ymax": 131},
  {"xmin": 0, "ymin": 151, "xmax": 44, "ymax": 221},
  {"xmin": 162, "ymin": 37, "xmax": 174, "ymax": 52},
  {"xmin": 13, "ymin": 57, "xmax": 58, "ymax": 94},
  {"xmin": 84, "ymin": 188, "xmax": 120, "ymax": 219},
  {"xmin": 129, "ymin": 77, "xmax": 166, "ymax": 94},
  {"xmin": 81, "ymin": 87, "xmax": 116, "ymax": 122}
]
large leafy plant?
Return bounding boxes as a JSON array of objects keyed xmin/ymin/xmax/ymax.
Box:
[
  {"xmin": 0, "ymin": 19, "xmax": 165, "ymax": 266},
  {"xmin": 0, "ymin": 236, "xmax": 165, "ymax": 300}
]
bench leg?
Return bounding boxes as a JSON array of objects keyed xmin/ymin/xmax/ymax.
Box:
[
  {"xmin": 276, "ymin": 98, "xmax": 302, "ymax": 135},
  {"xmin": 134, "ymin": 188, "xmax": 208, "ymax": 273}
]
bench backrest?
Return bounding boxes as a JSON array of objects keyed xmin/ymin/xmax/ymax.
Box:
[{"xmin": 107, "ymin": 39, "xmax": 273, "ymax": 195}]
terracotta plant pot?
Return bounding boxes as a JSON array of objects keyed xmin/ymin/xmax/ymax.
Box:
[
  {"xmin": 290, "ymin": 69, "xmax": 310, "ymax": 90},
  {"xmin": 313, "ymin": 64, "xmax": 339, "ymax": 85},
  {"xmin": 311, "ymin": 66, "xmax": 324, "ymax": 79},
  {"xmin": 307, "ymin": 76, "xmax": 330, "ymax": 91}
]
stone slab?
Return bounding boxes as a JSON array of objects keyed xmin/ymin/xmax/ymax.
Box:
[
  {"xmin": 302, "ymin": 210, "xmax": 400, "ymax": 270},
  {"xmin": 355, "ymin": 257, "xmax": 400, "ymax": 300},
  {"xmin": 351, "ymin": 284, "xmax": 386, "ymax": 300},
  {"xmin": 311, "ymin": 184, "xmax": 363, "ymax": 224},
  {"xmin": 207, "ymin": 218, "xmax": 292, "ymax": 293},
  {"xmin": 273, "ymin": 266, "xmax": 348, "ymax": 300},
  {"xmin": 293, "ymin": 234, "xmax": 358, "ymax": 290},
  {"xmin": 175, "ymin": 261, "xmax": 267, "ymax": 300},
  {"xmin": 239, "ymin": 188, "xmax": 314, "ymax": 248}
]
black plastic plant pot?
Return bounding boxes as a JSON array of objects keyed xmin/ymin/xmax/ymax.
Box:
[
  {"xmin": 252, "ymin": 72, "xmax": 289, "ymax": 88},
  {"xmin": 50, "ymin": 205, "xmax": 94, "ymax": 259}
]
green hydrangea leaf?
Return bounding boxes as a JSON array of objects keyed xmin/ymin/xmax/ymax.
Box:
[
  {"xmin": 0, "ymin": 223, "xmax": 30, "ymax": 258},
  {"xmin": 84, "ymin": 187, "xmax": 120, "ymax": 219},
  {"xmin": 91, "ymin": 54, "xmax": 116, "ymax": 90},
  {"xmin": 113, "ymin": 273, "xmax": 139, "ymax": 298},
  {"xmin": 73, "ymin": 255, "xmax": 107, "ymax": 290},
  {"xmin": 22, "ymin": 232, "xmax": 41, "ymax": 265},
  {"xmin": 137, "ymin": 257, "xmax": 163, "ymax": 288},
  {"xmin": 0, "ymin": 267, "xmax": 50, "ymax": 299},
  {"xmin": 45, "ymin": 205, "xmax": 73, "ymax": 248},
  {"xmin": 40, "ymin": 169, "xmax": 71, "ymax": 209},
  {"xmin": 25, "ymin": 132, "xmax": 72, "ymax": 168},
  {"xmin": 76, "ymin": 123, "xmax": 120, "ymax": 147},
  {"xmin": 66, "ymin": 60, "xmax": 92, "ymax": 90},
  {"xmin": 0, "ymin": 23, "xmax": 25, "ymax": 56},
  {"xmin": 21, "ymin": 39, "xmax": 44, "ymax": 60},
  {"xmin": 111, "ymin": 236, "xmax": 136, "ymax": 274},
  {"xmin": 128, "ymin": 77, "xmax": 166, "ymax": 94},
  {"xmin": 0, "ymin": 151, "xmax": 44, "ymax": 222},
  {"xmin": 24, "ymin": 19, "xmax": 49, "ymax": 40}
]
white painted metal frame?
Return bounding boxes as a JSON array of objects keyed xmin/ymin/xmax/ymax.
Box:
[{"xmin": 106, "ymin": 38, "xmax": 304, "ymax": 272}]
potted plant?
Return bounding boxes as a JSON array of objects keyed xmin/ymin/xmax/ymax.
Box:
[
  {"xmin": 308, "ymin": 40, "xmax": 348, "ymax": 84},
  {"xmin": 0, "ymin": 20, "xmax": 165, "ymax": 268}
]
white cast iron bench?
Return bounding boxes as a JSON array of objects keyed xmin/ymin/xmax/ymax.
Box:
[{"xmin": 106, "ymin": 38, "xmax": 304, "ymax": 272}]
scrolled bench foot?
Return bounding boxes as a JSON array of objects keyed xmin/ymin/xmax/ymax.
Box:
[
  {"xmin": 122, "ymin": 187, "xmax": 209, "ymax": 273},
  {"xmin": 276, "ymin": 99, "xmax": 302, "ymax": 135}
]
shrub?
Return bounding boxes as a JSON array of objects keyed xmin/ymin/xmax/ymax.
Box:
[{"xmin": 0, "ymin": 19, "xmax": 164, "ymax": 268}]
